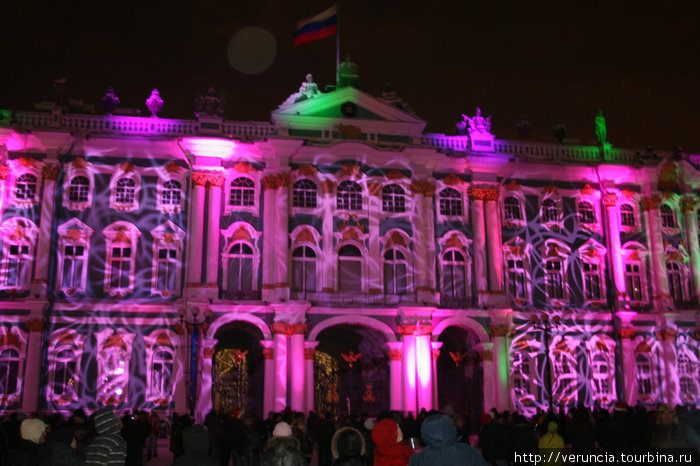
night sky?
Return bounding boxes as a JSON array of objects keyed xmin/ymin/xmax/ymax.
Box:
[{"xmin": 2, "ymin": 1, "xmax": 698, "ymax": 152}]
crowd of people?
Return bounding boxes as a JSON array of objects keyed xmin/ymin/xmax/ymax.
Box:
[{"xmin": 0, "ymin": 402, "xmax": 699, "ymax": 466}]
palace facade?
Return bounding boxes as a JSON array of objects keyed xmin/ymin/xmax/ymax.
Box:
[{"xmin": 0, "ymin": 71, "xmax": 699, "ymax": 420}]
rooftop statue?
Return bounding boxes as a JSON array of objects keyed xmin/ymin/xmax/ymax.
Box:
[
  {"xmin": 378, "ymin": 83, "xmax": 415, "ymax": 114},
  {"xmin": 595, "ymin": 110, "xmax": 607, "ymax": 145},
  {"xmin": 195, "ymin": 88, "xmax": 225, "ymax": 117},
  {"xmin": 458, "ymin": 107, "xmax": 492, "ymax": 136},
  {"xmin": 101, "ymin": 86, "xmax": 120, "ymax": 114},
  {"xmin": 278, "ymin": 74, "xmax": 321, "ymax": 108},
  {"xmin": 337, "ymin": 55, "xmax": 359, "ymax": 88},
  {"xmin": 52, "ymin": 74, "xmax": 67, "ymax": 108},
  {"xmin": 145, "ymin": 89, "xmax": 164, "ymax": 117}
]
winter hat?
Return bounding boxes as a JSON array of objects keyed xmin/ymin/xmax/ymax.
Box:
[
  {"xmin": 371, "ymin": 418, "xmax": 401, "ymax": 448},
  {"xmin": 480, "ymin": 413, "xmax": 493, "ymax": 426},
  {"xmin": 547, "ymin": 421, "xmax": 558, "ymax": 433},
  {"xmin": 614, "ymin": 401, "xmax": 627, "ymax": 412},
  {"xmin": 273, "ymin": 421, "xmax": 293, "ymax": 437},
  {"xmin": 363, "ymin": 418, "xmax": 375, "ymax": 431},
  {"xmin": 21, "ymin": 419, "xmax": 48, "ymax": 444}
]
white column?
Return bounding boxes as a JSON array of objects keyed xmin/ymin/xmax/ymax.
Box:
[
  {"xmin": 260, "ymin": 341, "xmax": 275, "ymax": 416},
  {"xmin": 275, "ymin": 174, "xmax": 291, "ymax": 300},
  {"xmin": 469, "ymin": 192, "xmax": 488, "ymax": 306},
  {"xmin": 321, "ymin": 181, "xmax": 335, "ymax": 292},
  {"xmin": 367, "ymin": 184, "xmax": 382, "ymax": 294},
  {"xmin": 415, "ymin": 334, "xmax": 433, "ymax": 412},
  {"xmin": 21, "ymin": 319, "xmax": 44, "ymax": 414},
  {"xmin": 262, "ymin": 175, "xmax": 278, "ymax": 300},
  {"xmin": 205, "ymin": 178, "xmax": 223, "ymax": 287},
  {"xmin": 400, "ymin": 333, "xmax": 417, "ymax": 415},
  {"xmin": 196, "ymin": 338, "xmax": 217, "ymax": 424},
  {"xmin": 187, "ymin": 174, "xmax": 207, "ymax": 286},
  {"xmin": 411, "ymin": 191, "xmax": 428, "ymax": 297},
  {"xmin": 288, "ymin": 328, "xmax": 306, "ymax": 412},
  {"xmin": 603, "ymin": 194, "xmax": 626, "ymax": 300},
  {"xmin": 485, "ymin": 193, "xmax": 505, "ymax": 302},
  {"xmin": 490, "ymin": 325, "xmax": 511, "ymax": 411},
  {"xmin": 619, "ymin": 328, "xmax": 637, "ymax": 406},
  {"xmin": 475, "ymin": 342, "xmax": 494, "ymax": 412},
  {"xmin": 424, "ymin": 190, "xmax": 437, "ymax": 301},
  {"xmin": 657, "ymin": 327, "xmax": 680, "ymax": 406},
  {"xmin": 386, "ymin": 342, "xmax": 404, "ymax": 412},
  {"xmin": 431, "ymin": 341, "xmax": 442, "ymax": 409},
  {"xmin": 681, "ymin": 197, "xmax": 700, "ymax": 299},
  {"xmin": 272, "ymin": 326, "xmax": 288, "ymax": 411},
  {"xmin": 174, "ymin": 327, "xmax": 188, "ymax": 414},
  {"xmin": 304, "ymin": 341, "xmax": 319, "ymax": 413},
  {"xmin": 32, "ymin": 165, "xmax": 59, "ymax": 296},
  {"xmin": 642, "ymin": 197, "xmax": 670, "ymax": 312}
]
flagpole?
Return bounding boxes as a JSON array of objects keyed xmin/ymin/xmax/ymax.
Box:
[{"xmin": 336, "ymin": 0, "xmax": 340, "ymax": 84}]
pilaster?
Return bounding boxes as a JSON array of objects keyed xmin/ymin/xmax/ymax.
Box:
[
  {"xmin": 31, "ymin": 164, "xmax": 60, "ymax": 298},
  {"xmin": 187, "ymin": 173, "xmax": 207, "ymax": 292},
  {"xmin": 21, "ymin": 319, "xmax": 44, "ymax": 414},
  {"xmin": 681, "ymin": 196, "xmax": 700, "ymax": 300},
  {"xmin": 603, "ymin": 193, "xmax": 627, "ymax": 304}
]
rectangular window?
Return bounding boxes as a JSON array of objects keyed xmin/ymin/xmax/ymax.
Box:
[
  {"xmin": 110, "ymin": 246, "xmax": 131, "ymax": 289},
  {"xmin": 5, "ymin": 244, "xmax": 30, "ymax": 288},
  {"xmin": 507, "ymin": 259, "xmax": 527, "ymax": 299},
  {"xmin": 583, "ymin": 262, "xmax": 601, "ymax": 300},
  {"xmin": 62, "ymin": 245, "xmax": 85, "ymax": 289},
  {"xmin": 545, "ymin": 261, "xmax": 564, "ymax": 299},
  {"xmin": 625, "ymin": 263, "xmax": 644, "ymax": 301},
  {"xmin": 156, "ymin": 248, "xmax": 178, "ymax": 292}
]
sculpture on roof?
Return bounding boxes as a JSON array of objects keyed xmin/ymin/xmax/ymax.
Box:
[
  {"xmin": 378, "ymin": 83, "xmax": 415, "ymax": 114},
  {"xmin": 337, "ymin": 55, "xmax": 359, "ymax": 88},
  {"xmin": 278, "ymin": 74, "xmax": 321, "ymax": 108},
  {"xmin": 101, "ymin": 86, "xmax": 120, "ymax": 114},
  {"xmin": 195, "ymin": 88, "xmax": 225, "ymax": 117},
  {"xmin": 52, "ymin": 73, "xmax": 67, "ymax": 108},
  {"xmin": 594, "ymin": 110, "xmax": 607, "ymax": 145},
  {"xmin": 145, "ymin": 89, "xmax": 164, "ymax": 117},
  {"xmin": 458, "ymin": 107, "xmax": 492, "ymax": 136}
]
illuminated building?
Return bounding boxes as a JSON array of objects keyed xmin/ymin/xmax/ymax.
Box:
[{"xmin": 0, "ymin": 69, "xmax": 699, "ymax": 419}]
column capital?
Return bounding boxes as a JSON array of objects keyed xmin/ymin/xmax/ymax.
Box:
[
  {"xmin": 397, "ymin": 323, "xmax": 433, "ymax": 336},
  {"xmin": 468, "ymin": 187, "xmax": 499, "ymax": 202},
  {"xmin": 603, "ymin": 193, "xmax": 618, "ymax": 208},
  {"xmin": 271, "ymin": 322, "xmax": 308, "ymax": 336},
  {"xmin": 655, "ymin": 328, "xmax": 678, "ymax": 341},
  {"xmin": 262, "ymin": 348, "xmax": 274, "ymax": 359},
  {"xmin": 367, "ymin": 182, "xmax": 383, "ymax": 197},
  {"xmin": 0, "ymin": 163, "xmax": 8, "ymax": 181},
  {"xmin": 26, "ymin": 318, "xmax": 45, "ymax": 332},
  {"xmin": 203, "ymin": 347, "xmax": 215, "ymax": 359},
  {"xmin": 42, "ymin": 165, "xmax": 60, "ymax": 181},
  {"xmin": 409, "ymin": 180, "xmax": 436, "ymax": 197},
  {"xmin": 206, "ymin": 173, "xmax": 225, "ymax": 189},
  {"xmin": 321, "ymin": 180, "xmax": 336, "ymax": 194},
  {"xmin": 489, "ymin": 325, "xmax": 511, "ymax": 337},
  {"xmin": 192, "ymin": 171, "xmax": 209, "ymax": 187},
  {"xmin": 388, "ymin": 349, "xmax": 402, "ymax": 361},
  {"xmin": 262, "ymin": 174, "xmax": 280, "ymax": 190},
  {"xmin": 277, "ymin": 172, "xmax": 292, "ymax": 188},
  {"xmin": 304, "ymin": 348, "xmax": 316, "ymax": 360},
  {"xmin": 681, "ymin": 196, "xmax": 697, "ymax": 212},
  {"xmin": 618, "ymin": 328, "xmax": 635, "ymax": 339},
  {"xmin": 641, "ymin": 196, "xmax": 661, "ymax": 211},
  {"xmin": 479, "ymin": 350, "xmax": 493, "ymax": 361}
]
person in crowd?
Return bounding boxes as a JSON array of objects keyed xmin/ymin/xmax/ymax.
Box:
[
  {"xmin": 265, "ymin": 422, "xmax": 302, "ymax": 453},
  {"xmin": 478, "ymin": 412, "xmax": 510, "ymax": 466},
  {"xmin": 242, "ymin": 413, "xmax": 263, "ymax": 466},
  {"xmin": 122, "ymin": 412, "xmax": 147, "ymax": 465},
  {"xmin": 371, "ymin": 418, "xmax": 413, "ymax": 466},
  {"xmin": 170, "ymin": 414, "xmax": 193, "ymax": 460},
  {"xmin": 69, "ymin": 410, "xmax": 91, "ymax": 464},
  {"xmin": 260, "ymin": 442, "xmax": 306, "ymax": 466},
  {"xmin": 361, "ymin": 419, "xmax": 375, "ymax": 464},
  {"xmin": 317, "ymin": 413, "xmax": 336, "ymax": 466},
  {"xmin": 85, "ymin": 408, "xmax": 126, "ymax": 466},
  {"xmin": 291, "ymin": 415, "xmax": 313, "ymax": 463},
  {"xmin": 146, "ymin": 411, "xmax": 160, "ymax": 460},
  {"xmin": 538, "ymin": 421, "xmax": 564, "ymax": 466},
  {"xmin": 172, "ymin": 424, "xmax": 219, "ymax": 466},
  {"xmin": 332, "ymin": 427, "xmax": 368, "ymax": 466},
  {"xmin": 566, "ymin": 406, "xmax": 595, "ymax": 451},
  {"xmin": 45, "ymin": 422, "xmax": 80, "ymax": 466},
  {"xmin": 651, "ymin": 403, "xmax": 689, "ymax": 448},
  {"xmin": 408, "ymin": 414, "xmax": 486, "ymax": 466},
  {"xmin": 11, "ymin": 418, "xmax": 49, "ymax": 466},
  {"xmin": 510, "ymin": 413, "xmax": 538, "ymax": 452}
]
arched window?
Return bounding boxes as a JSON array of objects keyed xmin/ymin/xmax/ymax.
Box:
[
  {"xmin": 292, "ymin": 245, "xmax": 317, "ymax": 292},
  {"xmin": 506, "ymin": 258, "xmax": 528, "ymax": 299},
  {"xmin": 337, "ymin": 181, "xmax": 362, "ymax": 210},
  {"xmin": 591, "ymin": 353, "xmax": 610, "ymax": 397},
  {"xmin": 382, "ymin": 184, "xmax": 406, "ymax": 213},
  {"xmin": 620, "ymin": 204, "xmax": 635, "ymax": 227},
  {"xmin": 635, "ymin": 353, "xmax": 654, "ymax": 396},
  {"xmin": 552, "ymin": 351, "xmax": 577, "ymax": 404},
  {"xmin": 504, "ymin": 197, "xmax": 522, "ymax": 221},
  {"xmin": 511, "ymin": 352, "xmax": 529, "ymax": 396},
  {"xmin": 667, "ymin": 261, "xmax": 687, "ymax": 306},
  {"xmin": 678, "ymin": 353, "xmax": 698, "ymax": 400},
  {"xmin": 578, "ymin": 201, "xmax": 596, "ymax": 224},
  {"xmin": 338, "ymin": 244, "xmax": 362, "ymax": 291},
  {"xmin": 582, "ymin": 262, "xmax": 602, "ymax": 300},
  {"xmin": 226, "ymin": 243, "xmax": 254, "ymax": 291},
  {"xmin": 383, "ymin": 249, "xmax": 408, "ymax": 295},
  {"xmin": 15, "ymin": 174, "xmax": 37, "ymax": 200},
  {"xmin": 545, "ymin": 260, "xmax": 565, "ymax": 300},
  {"xmin": 660, "ymin": 204, "xmax": 677, "ymax": 228},
  {"xmin": 52, "ymin": 348, "xmax": 77, "ymax": 397},
  {"xmin": 0, "ymin": 348, "xmax": 20, "ymax": 395},
  {"xmin": 229, "ymin": 178, "xmax": 255, "ymax": 207},
  {"xmin": 439, "ymin": 188, "xmax": 462, "ymax": 216},
  {"xmin": 161, "ymin": 180, "xmax": 182, "ymax": 207},
  {"xmin": 150, "ymin": 347, "xmax": 174, "ymax": 398},
  {"xmin": 114, "ymin": 178, "xmax": 136, "ymax": 204},
  {"xmin": 441, "ymin": 250, "xmax": 466, "ymax": 299},
  {"xmin": 100, "ymin": 347, "xmax": 128, "ymax": 402},
  {"xmin": 292, "ymin": 179, "xmax": 317, "ymax": 208},
  {"xmin": 541, "ymin": 199, "xmax": 558, "ymax": 223},
  {"xmin": 3, "ymin": 243, "xmax": 31, "ymax": 289},
  {"xmin": 69, "ymin": 176, "xmax": 90, "ymax": 203}
]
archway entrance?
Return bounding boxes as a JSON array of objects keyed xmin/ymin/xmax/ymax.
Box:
[
  {"xmin": 314, "ymin": 325, "xmax": 389, "ymax": 416},
  {"xmin": 212, "ymin": 323, "xmax": 264, "ymax": 417},
  {"xmin": 436, "ymin": 326, "xmax": 483, "ymax": 428}
]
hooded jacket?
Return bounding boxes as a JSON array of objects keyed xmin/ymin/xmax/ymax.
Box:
[
  {"xmin": 371, "ymin": 419, "xmax": 414, "ymax": 466},
  {"xmin": 408, "ymin": 415, "xmax": 486, "ymax": 466},
  {"xmin": 85, "ymin": 409, "xmax": 127, "ymax": 466},
  {"xmin": 172, "ymin": 424, "xmax": 219, "ymax": 466}
]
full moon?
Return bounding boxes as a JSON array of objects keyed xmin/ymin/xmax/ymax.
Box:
[{"xmin": 227, "ymin": 27, "xmax": 277, "ymax": 75}]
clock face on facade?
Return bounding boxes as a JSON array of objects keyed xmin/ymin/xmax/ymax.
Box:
[{"xmin": 341, "ymin": 102, "xmax": 358, "ymax": 118}]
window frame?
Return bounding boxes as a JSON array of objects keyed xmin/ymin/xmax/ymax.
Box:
[
  {"xmin": 540, "ymin": 240, "xmax": 571, "ymax": 304},
  {"xmin": 0, "ymin": 217, "xmax": 39, "ymax": 291},
  {"xmin": 336, "ymin": 180, "xmax": 364, "ymax": 211},
  {"xmin": 108, "ymin": 165, "xmax": 142, "ymax": 213},
  {"xmin": 503, "ymin": 238, "xmax": 531, "ymax": 305},
  {"xmin": 621, "ymin": 243, "xmax": 649, "ymax": 305},
  {"xmin": 438, "ymin": 187, "xmax": 463, "ymax": 217},
  {"xmin": 56, "ymin": 218, "xmax": 94, "ymax": 295},
  {"xmin": 150, "ymin": 221, "xmax": 185, "ymax": 298},
  {"xmin": 291, "ymin": 244, "xmax": 319, "ymax": 294},
  {"xmin": 62, "ymin": 159, "xmax": 95, "ymax": 212},
  {"xmin": 102, "ymin": 221, "xmax": 141, "ymax": 297},
  {"xmin": 292, "ymin": 178, "xmax": 319, "ymax": 210},
  {"xmin": 336, "ymin": 241, "xmax": 366, "ymax": 292},
  {"xmin": 224, "ymin": 173, "xmax": 260, "ymax": 215},
  {"xmin": 382, "ymin": 183, "xmax": 407, "ymax": 213}
]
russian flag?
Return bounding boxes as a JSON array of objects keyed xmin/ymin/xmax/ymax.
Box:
[{"xmin": 293, "ymin": 5, "xmax": 337, "ymax": 46}]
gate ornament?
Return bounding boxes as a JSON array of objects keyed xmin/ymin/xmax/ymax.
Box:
[
  {"xmin": 450, "ymin": 351, "xmax": 467, "ymax": 367},
  {"xmin": 326, "ymin": 384, "xmax": 339, "ymax": 403},
  {"xmin": 341, "ymin": 351, "xmax": 362, "ymax": 368},
  {"xmin": 363, "ymin": 384, "xmax": 376, "ymax": 403}
]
